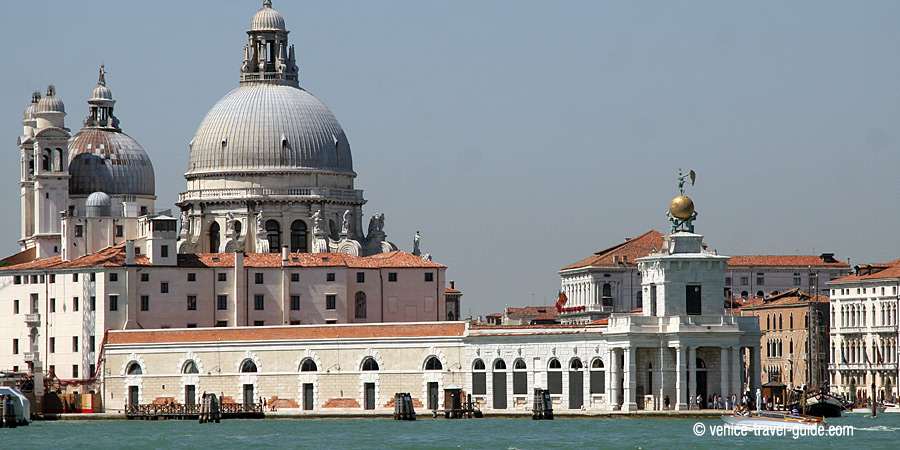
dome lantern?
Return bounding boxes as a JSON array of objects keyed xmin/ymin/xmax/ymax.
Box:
[{"xmin": 241, "ymin": 0, "xmax": 298, "ymax": 86}]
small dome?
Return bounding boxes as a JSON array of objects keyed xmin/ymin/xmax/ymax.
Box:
[
  {"xmin": 85, "ymin": 191, "xmax": 112, "ymax": 217},
  {"xmin": 69, "ymin": 129, "xmax": 155, "ymax": 196},
  {"xmin": 250, "ymin": 1, "xmax": 285, "ymax": 31},
  {"xmin": 85, "ymin": 191, "xmax": 111, "ymax": 207},
  {"xmin": 92, "ymin": 85, "xmax": 113, "ymax": 100},
  {"xmin": 36, "ymin": 86, "xmax": 65, "ymax": 114}
]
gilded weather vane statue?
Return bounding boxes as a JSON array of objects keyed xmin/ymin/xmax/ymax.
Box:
[{"xmin": 667, "ymin": 168, "xmax": 698, "ymax": 233}]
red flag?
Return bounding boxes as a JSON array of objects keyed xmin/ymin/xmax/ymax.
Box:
[{"xmin": 555, "ymin": 291, "xmax": 568, "ymax": 311}]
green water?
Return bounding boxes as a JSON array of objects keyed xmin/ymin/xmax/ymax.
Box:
[{"xmin": 1, "ymin": 415, "xmax": 897, "ymax": 449}]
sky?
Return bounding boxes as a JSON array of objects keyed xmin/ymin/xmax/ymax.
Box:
[{"xmin": 2, "ymin": 1, "xmax": 900, "ymax": 318}]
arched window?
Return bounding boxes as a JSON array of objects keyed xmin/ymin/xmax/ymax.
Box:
[
  {"xmin": 266, "ymin": 220, "xmax": 281, "ymax": 252},
  {"xmin": 41, "ymin": 153, "xmax": 50, "ymax": 171},
  {"xmin": 696, "ymin": 358, "xmax": 706, "ymax": 369},
  {"xmin": 757, "ymin": 291, "xmax": 764, "ymax": 298},
  {"xmin": 126, "ymin": 362, "xmax": 142, "ymax": 375},
  {"xmin": 790, "ymin": 312, "xmax": 794, "ymax": 329},
  {"xmin": 513, "ymin": 359, "xmax": 528, "ymax": 394},
  {"xmin": 182, "ymin": 361, "xmax": 199, "ymax": 374},
  {"xmin": 741, "ymin": 291, "xmax": 748, "ymax": 299},
  {"xmin": 329, "ymin": 219, "xmax": 338, "ymax": 240},
  {"xmin": 472, "ymin": 359, "xmax": 486, "ymax": 395},
  {"xmin": 208, "ymin": 221, "xmax": 220, "ymax": 252},
  {"xmin": 494, "ymin": 359, "xmax": 506, "ymax": 370},
  {"xmin": 290, "ymin": 220, "xmax": 308, "ymax": 253},
  {"xmin": 766, "ymin": 314, "xmax": 770, "ymax": 330},
  {"xmin": 56, "ymin": 148, "xmax": 64, "ymax": 171},
  {"xmin": 425, "ymin": 356, "xmax": 442, "ymax": 371},
  {"xmin": 240, "ymin": 360, "xmax": 258, "ymax": 373},
  {"xmin": 354, "ymin": 291, "xmax": 367, "ymax": 319},
  {"xmin": 361, "ymin": 357, "xmax": 379, "ymax": 371},
  {"xmin": 548, "ymin": 358, "xmax": 562, "ymax": 394},
  {"xmin": 570, "ymin": 359, "xmax": 583, "ymax": 370},
  {"xmin": 233, "ymin": 220, "xmax": 242, "ymax": 236},
  {"xmin": 779, "ymin": 313, "xmax": 783, "ymax": 330},
  {"xmin": 300, "ymin": 359, "xmax": 317, "ymax": 372},
  {"xmin": 590, "ymin": 358, "xmax": 605, "ymax": 394},
  {"xmin": 602, "ymin": 283, "xmax": 612, "ymax": 297}
]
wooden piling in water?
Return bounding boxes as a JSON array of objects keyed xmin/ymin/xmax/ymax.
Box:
[
  {"xmin": 532, "ymin": 388, "xmax": 553, "ymax": 420},
  {"xmin": 393, "ymin": 393, "xmax": 416, "ymax": 420}
]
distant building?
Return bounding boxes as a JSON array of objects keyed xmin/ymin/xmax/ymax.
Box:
[
  {"xmin": 445, "ymin": 281, "xmax": 462, "ymax": 321},
  {"xmin": 498, "ymin": 306, "xmax": 559, "ymax": 326},
  {"xmin": 827, "ymin": 261, "xmax": 900, "ymax": 403},
  {"xmin": 738, "ymin": 289, "xmax": 830, "ymax": 396},
  {"xmin": 559, "ymin": 230, "xmax": 849, "ymax": 324}
]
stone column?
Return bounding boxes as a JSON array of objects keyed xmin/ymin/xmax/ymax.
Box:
[
  {"xmin": 688, "ymin": 347, "xmax": 697, "ymax": 408},
  {"xmin": 731, "ymin": 346, "xmax": 742, "ymax": 398},
  {"xmin": 749, "ymin": 346, "xmax": 761, "ymax": 394},
  {"xmin": 675, "ymin": 346, "xmax": 687, "ymax": 410},
  {"xmin": 720, "ymin": 347, "xmax": 730, "ymax": 402},
  {"xmin": 657, "ymin": 346, "xmax": 665, "ymax": 410},
  {"xmin": 608, "ymin": 348, "xmax": 619, "ymax": 410},
  {"xmin": 622, "ymin": 346, "xmax": 637, "ymax": 411}
]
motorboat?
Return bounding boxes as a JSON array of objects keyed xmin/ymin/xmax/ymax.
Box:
[
  {"xmin": 848, "ymin": 406, "xmax": 886, "ymax": 414},
  {"xmin": 721, "ymin": 410, "xmax": 826, "ymax": 430},
  {"xmin": 0, "ymin": 386, "xmax": 31, "ymax": 426},
  {"xmin": 789, "ymin": 391, "xmax": 843, "ymax": 418}
]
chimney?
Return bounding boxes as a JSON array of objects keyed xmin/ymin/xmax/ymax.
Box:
[
  {"xmin": 449, "ymin": 280, "xmax": 455, "ymax": 290},
  {"xmin": 125, "ymin": 240, "xmax": 135, "ymax": 265},
  {"xmin": 281, "ymin": 245, "xmax": 290, "ymax": 267}
]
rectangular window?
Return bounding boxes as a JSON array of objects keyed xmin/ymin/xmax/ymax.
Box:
[
  {"xmin": 90, "ymin": 296, "xmax": 96, "ymax": 311},
  {"xmin": 513, "ymin": 371, "xmax": 527, "ymax": 395},
  {"xmin": 290, "ymin": 320, "xmax": 301, "ymax": 325},
  {"xmin": 357, "ymin": 272, "xmax": 365, "ymax": 283},
  {"xmin": 425, "ymin": 272, "xmax": 434, "ymax": 282},
  {"xmin": 73, "ymin": 297, "xmax": 79, "ymax": 312},
  {"xmin": 13, "ymin": 275, "xmax": 21, "ymax": 285},
  {"xmin": 793, "ymin": 277, "xmax": 801, "ymax": 286},
  {"xmin": 89, "ymin": 335, "xmax": 95, "ymax": 353},
  {"xmin": 12, "ymin": 339, "xmax": 18, "ymax": 355},
  {"xmin": 254, "ymin": 295, "xmax": 265, "ymax": 310},
  {"xmin": 73, "ymin": 365, "xmax": 79, "ymax": 379},
  {"xmin": 325, "ymin": 319, "xmax": 337, "ymax": 324},
  {"xmin": 140, "ymin": 273, "xmax": 149, "ymax": 282},
  {"xmin": 74, "ymin": 225, "xmax": 83, "ymax": 237},
  {"xmin": 140, "ymin": 295, "xmax": 149, "ymax": 311},
  {"xmin": 187, "ymin": 295, "xmax": 197, "ymax": 311},
  {"xmin": 109, "ymin": 272, "xmax": 118, "ymax": 282},
  {"xmin": 253, "ymin": 320, "xmax": 265, "ymax": 326},
  {"xmin": 89, "ymin": 364, "xmax": 95, "ymax": 377},
  {"xmin": 49, "ymin": 274, "xmax": 55, "ymax": 283},
  {"xmin": 72, "ymin": 336, "xmax": 79, "ymax": 352},
  {"xmin": 326, "ymin": 294, "xmax": 336, "ymax": 310},
  {"xmin": 326, "ymin": 273, "xmax": 335, "ymax": 282},
  {"xmin": 160, "ymin": 282, "xmax": 169, "ymax": 293},
  {"xmin": 756, "ymin": 277, "xmax": 764, "ymax": 286},
  {"xmin": 548, "ymin": 371, "xmax": 562, "ymax": 394},
  {"xmin": 186, "ymin": 323, "xmax": 197, "ymax": 328},
  {"xmin": 724, "ymin": 277, "xmax": 731, "ymax": 286},
  {"xmin": 187, "ymin": 273, "xmax": 196, "ymax": 282},
  {"xmin": 590, "ymin": 369, "xmax": 606, "ymax": 394},
  {"xmin": 291, "ymin": 295, "xmax": 300, "ymax": 311},
  {"xmin": 291, "ymin": 273, "xmax": 299, "ymax": 282},
  {"xmin": 215, "ymin": 320, "xmax": 228, "ymax": 327},
  {"xmin": 109, "ymin": 295, "xmax": 118, "ymax": 311},
  {"xmin": 73, "ymin": 273, "xmax": 79, "ymax": 282},
  {"xmin": 115, "ymin": 225, "xmax": 124, "ymax": 237},
  {"xmin": 255, "ymin": 273, "xmax": 264, "ymax": 284},
  {"xmin": 740, "ymin": 277, "xmax": 748, "ymax": 286},
  {"xmin": 388, "ymin": 272, "xmax": 397, "ymax": 282},
  {"xmin": 217, "ymin": 295, "xmax": 227, "ymax": 310},
  {"xmin": 218, "ymin": 273, "xmax": 227, "ymax": 282},
  {"xmin": 160, "ymin": 245, "xmax": 169, "ymax": 258},
  {"xmin": 686, "ymin": 285, "xmax": 702, "ymax": 315},
  {"xmin": 13, "ymin": 300, "xmax": 19, "ymax": 314},
  {"xmin": 473, "ymin": 372, "xmax": 486, "ymax": 395},
  {"xmin": 50, "ymin": 298, "xmax": 56, "ymax": 313},
  {"xmin": 49, "ymin": 337, "xmax": 55, "ymax": 353},
  {"xmin": 90, "ymin": 273, "xmax": 96, "ymax": 282}
]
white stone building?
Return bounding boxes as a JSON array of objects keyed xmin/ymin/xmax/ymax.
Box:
[
  {"xmin": 827, "ymin": 262, "xmax": 900, "ymax": 403},
  {"xmin": 559, "ymin": 230, "xmax": 849, "ymax": 324}
]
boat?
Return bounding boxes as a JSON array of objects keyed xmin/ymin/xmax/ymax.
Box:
[
  {"xmin": 802, "ymin": 392, "xmax": 844, "ymax": 418},
  {"xmin": 849, "ymin": 406, "xmax": 886, "ymax": 414},
  {"xmin": 0, "ymin": 386, "xmax": 31, "ymax": 426},
  {"xmin": 721, "ymin": 411, "xmax": 826, "ymax": 430}
]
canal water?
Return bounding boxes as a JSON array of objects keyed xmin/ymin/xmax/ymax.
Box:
[{"xmin": 1, "ymin": 414, "xmax": 897, "ymax": 449}]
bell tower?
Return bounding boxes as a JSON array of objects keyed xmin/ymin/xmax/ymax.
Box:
[{"xmin": 18, "ymin": 86, "xmax": 71, "ymax": 258}]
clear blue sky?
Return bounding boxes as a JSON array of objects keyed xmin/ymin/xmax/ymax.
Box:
[{"xmin": 2, "ymin": 1, "xmax": 900, "ymax": 317}]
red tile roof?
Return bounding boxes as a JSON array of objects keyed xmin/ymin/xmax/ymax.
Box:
[
  {"xmin": 738, "ymin": 289, "xmax": 829, "ymax": 311},
  {"xmin": 505, "ymin": 306, "xmax": 559, "ymax": 318},
  {"xmin": 0, "ymin": 244, "xmax": 443, "ymax": 271},
  {"xmin": 727, "ymin": 255, "xmax": 849, "ymax": 268},
  {"xmin": 107, "ymin": 322, "xmax": 466, "ymax": 345},
  {"xmin": 832, "ymin": 259, "xmax": 900, "ymax": 282},
  {"xmin": 562, "ymin": 230, "xmax": 665, "ymax": 270},
  {"xmin": 0, "ymin": 247, "xmax": 36, "ymax": 267},
  {"xmin": 445, "ymin": 287, "xmax": 461, "ymax": 294}
]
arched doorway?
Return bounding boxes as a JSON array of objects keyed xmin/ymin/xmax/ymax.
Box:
[
  {"xmin": 492, "ymin": 359, "xmax": 507, "ymax": 409},
  {"xmin": 208, "ymin": 222, "xmax": 220, "ymax": 252},
  {"xmin": 569, "ymin": 359, "xmax": 584, "ymax": 409},
  {"xmin": 696, "ymin": 358, "xmax": 707, "ymax": 405},
  {"xmin": 266, "ymin": 220, "xmax": 281, "ymax": 252},
  {"xmin": 290, "ymin": 220, "xmax": 308, "ymax": 252}
]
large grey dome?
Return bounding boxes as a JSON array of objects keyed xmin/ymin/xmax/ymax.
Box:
[
  {"xmin": 186, "ymin": 83, "xmax": 353, "ymax": 175},
  {"xmin": 69, "ymin": 129, "xmax": 155, "ymax": 196}
]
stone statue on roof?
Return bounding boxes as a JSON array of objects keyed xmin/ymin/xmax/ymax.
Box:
[
  {"xmin": 668, "ymin": 169, "xmax": 698, "ymax": 234},
  {"xmin": 341, "ymin": 210, "xmax": 351, "ymax": 235}
]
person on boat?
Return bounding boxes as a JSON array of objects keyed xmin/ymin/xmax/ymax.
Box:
[{"xmin": 791, "ymin": 408, "xmax": 799, "ymax": 416}]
